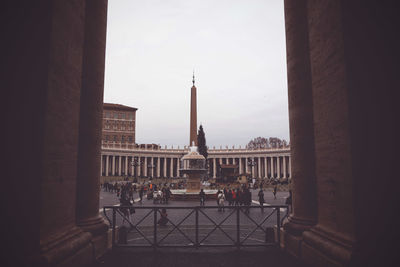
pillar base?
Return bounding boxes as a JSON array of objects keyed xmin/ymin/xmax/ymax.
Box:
[
  {"xmin": 36, "ymin": 226, "xmax": 92, "ymax": 267},
  {"xmin": 283, "ymin": 215, "xmax": 316, "ymax": 258},
  {"xmin": 302, "ymin": 226, "xmax": 353, "ymax": 267},
  {"xmin": 77, "ymin": 215, "xmax": 110, "ymax": 258}
]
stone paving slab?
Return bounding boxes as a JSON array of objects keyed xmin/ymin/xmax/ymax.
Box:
[{"xmin": 92, "ymin": 247, "xmax": 309, "ymax": 267}]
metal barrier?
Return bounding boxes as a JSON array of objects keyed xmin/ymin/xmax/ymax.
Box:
[{"xmin": 103, "ymin": 205, "xmax": 289, "ymax": 249}]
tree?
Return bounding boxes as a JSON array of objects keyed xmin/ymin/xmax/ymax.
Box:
[
  {"xmin": 247, "ymin": 137, "xmax": 269, "ymax": 149},
  {"xmin": 247, "ymin": 136, "xmax": 289, "ymax": 149},
  {"xmin": 197, "ymin": 124, "xmax": 208, "ymax": 159}
]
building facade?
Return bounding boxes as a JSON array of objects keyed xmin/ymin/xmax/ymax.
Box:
[
  {"xmin": 100, "ymin": 142, "xmax": 291, "ymax": 180},
  {"xmin": 102, "ymin": 103, "xmax": 137, "ymax": 144}
]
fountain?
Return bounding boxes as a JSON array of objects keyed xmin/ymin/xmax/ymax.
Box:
[{"xmin": 170, "ymin": 143, "xmax": 217, "ymax": 200}]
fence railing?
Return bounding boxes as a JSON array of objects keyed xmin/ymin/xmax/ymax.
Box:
[{"xmin": 103, "ymin": 205, "xmax": 289, "ymax": 249}]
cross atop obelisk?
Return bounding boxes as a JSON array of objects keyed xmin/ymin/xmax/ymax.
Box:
[{"xmin": 190, "ymin": 71, "xmax": 198, "ymax": 146}]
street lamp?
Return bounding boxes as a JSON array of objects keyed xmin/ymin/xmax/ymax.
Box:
[
  {"xmin": 147, "ymin": 163, "xmax": 155, "ymax": 180},
  {"xmin": 247, "ymin": 158, "xmax": 257, "ymax": 181},
  {"xmin": 131, "ymin": 157, "xmax": 142, "ymax": 178}
]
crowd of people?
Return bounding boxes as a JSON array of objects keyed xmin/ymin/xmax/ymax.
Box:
[{"xmin": 102, "ymin": 180, "xmax": 291, "ymax": 228}]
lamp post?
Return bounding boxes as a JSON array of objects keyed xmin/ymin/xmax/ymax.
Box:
[
  {"xmin": 148, "ymin": 163, "xmax": 155, "ymax": 181},
  {"xmin": 131, "ymin": 157, "xmax": 142, "ymax": 179},
  {"xmin": 247, "ymin": 157, "xmax": 257, "ymax": 182}
]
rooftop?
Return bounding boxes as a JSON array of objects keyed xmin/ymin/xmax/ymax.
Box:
[{"xmin": 103, "ymin": 103, "xmax": 138, "ymax": 111}]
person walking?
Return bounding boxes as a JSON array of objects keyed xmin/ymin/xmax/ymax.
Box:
[
  {"xmin": 227, "ymin": 189, "xmax": 233, "ymax": 206},
  {"xmin": 139, "ymin": 186, "xmax": 144, "ymax": 202},
  {"xmin": 157, "ymin": 208, "xmax": 168, "ymax": 226},
  {"xmin": 258, "ymin": 188, "xmax": 265, "ymax": 212},
  {"xmin": 273, "ymin": 185, "xmax": 277, "ymax": 200},
  {"xmin": 199, "ymin": 189, "xmax": 206, "ymax": 206},
  {"xmin": 218, "ymin": 191, "xmax": 225, "ymax": 212},
  {"xmin": 165, "ymin": 187, "xmax": 171, "ymax": 204}
]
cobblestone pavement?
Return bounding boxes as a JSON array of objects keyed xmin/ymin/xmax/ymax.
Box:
[
  {"xmin": 96, "ymin": 189, "xmax": 307, "ymax": 267},
  {"xmin": 100, "ymin": 188, "xmax": 289, "ymax": 247}
]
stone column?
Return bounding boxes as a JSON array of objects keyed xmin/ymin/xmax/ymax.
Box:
[
  {"xmin": 239, "ymin": 157, "xmax": 242, "ymax": 174},
  {"xmin": 170, "ymin": 158, "xmax": 174, "ymax": 177},
  {"xmin": 144, "ymin": 157, "xmax": 147, "ymax": 177},
  {"xmin": 264, "ymin": 157, "xmax": 268, "ymax": 178},
  {"xmin": 176, "ymin": 158, "xmax": 180, "ymax": 177},
  {"xmin": 75, "ymin": 0, "xmax": 109, "ymax": 259},
  {"xmin": 258, "ymin": 157, "xmax": 261, "ymax": 178},
  {"xmin": 105, "ymin": 155, "xmax": 109, "ymax": 176},
  {"xmin": 163, "ymin": 157, "xmax": 167, "ymax": 177},
  {"xmin": 118, "ymin": 156, "xmax": 122, "ymax": 176},
  {"xmin": 283, "ymin": 156, "xmax": 287, "ymax": 178},
  {"xmin": 112, "ymin": 156, "xmax": 115, "ymax": 176},
  {"xmin": 157, "ymin": 157, "xmax": 160, "ymax": 177},
  {"xmin": 270, "ymin": 157, "xmax": 274, "ymax": 178},
  {"xmin": 138, "ymin": 156, "xmax": 141, "ymax": 177},
  {"xmin": 277, "ymin": 156, "xmax": 281, "ymax": 178},
  {"xmin": 245, "ymin": 157, "xmax": 248, "ymax": 174},
  {"xmin": 282, "ymin": 0, "xmax": 318, "ymax": 259},
  {"xmin": 251, "ymin": 158, "xmax": 255, "ymax": 178},
  {"xmin": 213, "ymin": 158, "xmax": 217, "ymax": 178},
  {"xmin": 100, "ymin": 155, "xmax": 103, "ymax": 176},
  {"xmin": 125, "ymin": 156, "xmax": 128, "ymax": 176}
]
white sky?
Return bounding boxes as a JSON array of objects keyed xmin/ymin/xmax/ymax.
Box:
[{"xmin": 104, "ymin": 0, "xmax": 289, "ymax": 148}]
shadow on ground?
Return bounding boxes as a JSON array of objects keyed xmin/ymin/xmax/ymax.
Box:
[{"xmin": 92, "ymin": 247, "xmax": 308, "ymax": 267}]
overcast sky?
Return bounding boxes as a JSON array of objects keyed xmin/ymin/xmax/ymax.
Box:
[{"xmin": 104, "ymin": 0, "xmax": 289, "ymax": 148}]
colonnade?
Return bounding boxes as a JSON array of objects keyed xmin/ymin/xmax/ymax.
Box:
[
  {"xmin": 101, "ymin": 155, "xmax": 182, "ymax": 178},
  {"xmin": 101, "ymin": 149, "xmax": 291, "ymax": 180},
  {"xmin": 209, "ymin": 155, "xmax": 291, "ymax": 179}
]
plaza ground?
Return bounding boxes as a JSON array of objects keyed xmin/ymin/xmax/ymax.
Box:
[{"xmin": 95, "ymin": 187, "xmax": 305, "ymax": 267}]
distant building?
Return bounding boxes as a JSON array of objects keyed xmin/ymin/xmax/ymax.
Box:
[{"xmin": 102, "ymin": 103, "xmax": 137, "ymax": 144}]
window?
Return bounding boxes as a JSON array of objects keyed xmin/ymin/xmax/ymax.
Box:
[
  {"xmin": 121, "ymin": 135, "xmax": 125, "ymax": 142},
  {"xmin": 114, "ymin": 113, "xmax": 118, "ymax": 119},
  {"xmin": 105, "ymin": 135, "xmax": 109, "ymax": 141},
  {"xmin": 128, "ymin": 136, "xmax": 133, "ymax": 143},
  {"xmin": 113, "ymin": 135, "xmax": 117, "ymax": 141},
  {"xmin": 122, "ymin": 113, "xmax": 126, "ymax": 119},
  {"xmin": 130, "ymin": 113, "xmax": 134, "ymax": 120}
]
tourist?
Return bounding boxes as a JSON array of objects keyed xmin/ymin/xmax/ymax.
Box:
[
  {"xmin": 258, "ymin": 188, "xmax": 265, "ymax": 212},
  {"xmin": 273, "ymin": 185, "xmax": 277, "ymax": 200},
  {"xmin": 158, "ymin": 208, "xmax": 168, "ymax": 226},
  {"xmin": 119, "ymin": 194, "xmax": 134, "ymax": 227},
  {"xmin": 199, "ymin": 189, "xmax": 206, "ymax": 206},
  {"xmin": 234, "ymin": 189, "xmax": 240, "ymax": 206},
  {"xmin": 216, "ymin": 190, "xmax": 221, "ymax": 205},
  {"xmin": 218, "ymin": 191, "xmax": 225, "ymax": 212},
  {"xmin": 139, "ymin": 186, "xmax": 144, "ymax": 202},
  {"xmin": 165, "ymin": 187, "xmax": 171, "ymax": 204},
  {"xmin": 227, "ymin": 189, "xmax": 233, "ymax": 206}
]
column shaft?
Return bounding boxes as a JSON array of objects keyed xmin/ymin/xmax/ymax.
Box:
[
  {"xmin": 144, "ymin": 157, "xmax": 147, "ymax": 177},
  {"xmin": 264, "ymin": 157, "xmax": 267, "ymax": 178},
  {"xmin": 271, "ymin": 157, "xmax": 274, "ymax": 178},
  {"xmin": 213, "ymin": 158, "xmax": 217, "ymax": 178},
  {"xmin": 105, "ymin": 155, "xmax": 109, "ymax": 176},
  {"xmin": 112, "ymin": 156, "xmax": 115, "ymax": 176},
  {"xmin": 157, "ymin": 157, "xmax": 160, "ymax": 177},
  {"xmin": 118, "ymin": 156, "xmax": 121, "ymax": 176},
  {"xmin": 170, "ymin": 158, "xmax": 174, "ymax": 177},
  {"xmin": 75, "ymin": 0, "xmax": 109, "ymax": 256},
  {"xmin": 163, "ymin": 157, "xmax": 167, "ymax": 177}
]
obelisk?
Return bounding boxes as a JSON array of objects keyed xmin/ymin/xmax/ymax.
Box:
[{"xmin": 190, "ymin": 72, "xmax": 198, "ymax": 146}]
